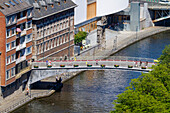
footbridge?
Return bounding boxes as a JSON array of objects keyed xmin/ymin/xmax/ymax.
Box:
[{"xmin": 28, "ymin": 56, "xmax": 157, "ymax": 85}]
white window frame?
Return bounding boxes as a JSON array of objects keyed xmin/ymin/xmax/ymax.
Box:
[
  {"xmin": 26, "ymin": 33, "xmax": 32, "ymax": 43},
  {"xmin": 11, "ymin": 54, "xmax": 16, "ymax": 62},
  {"xmin": 11, "ymin": 67, "xmax": 15, "ymax": 77},
  {"xmin": 11, "ymin": 15, "xmax": 16, "ymax": 23},
  {"xmin": 6, "ymin": 56, "xmax": 10, "ymax": 65},
  {"xmin": 6, "ymin": 29, "xmax": 10, "ymax": 38},
  {"xmin": 6, "ymin": 43, "xmax": 10, "ymax": 52},
  {"xmin": 6, "ymin": 69, "xmax": 10, "ymax": 80},
  {"xmin": 26, "ymin": 46, "xmax": 32, "ymax": 55},
  {"xmin": 11, "ymin": 27, "xmax": 16, "ymax": 36},
  {"xmin": 27, "ymin": 21, "xmax": 32, "ymax": 29},
  {"xmin": 6, "ymin": 17, "xmax": 11, "ymax": 25},
  {"xmin": 11, "ymin": 41, "xmax": 16, "ymax": 49}
]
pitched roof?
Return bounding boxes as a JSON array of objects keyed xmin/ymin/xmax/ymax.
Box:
[
  {"xmin": 25, "ymin": 0, "xmax": 77, "ymax": 20},
  {"xmin": 0, "ymin": 0, "xmax": 32, "ymax": 16}
]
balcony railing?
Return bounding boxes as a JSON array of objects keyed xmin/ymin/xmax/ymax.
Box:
[
  {"xmin": 16, "ymin": 55, "xmax": 26, "ymax": 64},
  {"xmin": 16, "ymin": 42, "xmax": 26, "ymax": 51}
]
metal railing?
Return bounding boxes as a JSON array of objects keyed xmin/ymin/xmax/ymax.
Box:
[{"xmin": 0, "ymin": 87, "xmax": 54, "ymax": 113}]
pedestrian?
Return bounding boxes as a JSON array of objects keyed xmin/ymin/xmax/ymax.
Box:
[
  {"xmin": 26, "ymin": 88, "xmax": 29, "ymax": 95},
  {"xmin": 140, "ymin": 60, "xmax": 142, "ymax": 66},
  {"xmin": 46, "ymin": 60, "xmax": 48, "ymax": 66},
  {"xmin": 48, "ymin": 60, "xmax": 51, "ymax": 65},
  {"xmin": 58, "ymin": 77, "xmax": 62, "ymax": 83},
  {"xmin": 56, "ymin": 76, "xmax": 58, "ymax": 82},
  {"xmin": 96, "ymin": 60, "xmax": 98, "ymax": 65},
  {"xmin": 145, "ymin": 61, "xmax": 148, "ymax": 67},
  {"xmin": 60, "ymin": 56, "xmax": 62, "ymax": 61}
]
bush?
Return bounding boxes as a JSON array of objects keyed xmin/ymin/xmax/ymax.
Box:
[{"xmin": 74, "ymin": 31, "xmax": 87, "ymax": 45}]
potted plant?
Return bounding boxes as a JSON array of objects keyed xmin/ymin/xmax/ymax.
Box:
[
  {"xmin": 87, "ymin": 64, "xmax": 92, "ymax": 67},
  {"xmin": 128, "ymin": 65, "xmax": 133, "ymax": 68},
  {"xmin": 47, "ymin": 65, "xmax": 52, "ymax": 68},
  {"xmin": 114, "ymin": 65, "xmax": 119, "ymax": 67},
  {"xmin": 60, "ymin": 65, "xmax": 65, "ymax": 67},
  {"xmin": 34, "ymin": 65, "xmax": 39, "ymax": 68},
  {"xmin": 74, "ymin": 64, "xmax": 79, "ymax": 67},
  {"xmin": 141, "ymin": 66, "xmax": 146, "ymax": 69},
  {"xmin": 101, "ymin": 64, "xmax": 105, "ymax": 68}
]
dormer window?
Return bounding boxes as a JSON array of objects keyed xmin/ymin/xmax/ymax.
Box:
[{"xmin": 4, "ymin": 2, "xmax": 10, "ymax": 8}]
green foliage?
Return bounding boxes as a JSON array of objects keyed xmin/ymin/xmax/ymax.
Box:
[
  {"xmin": 158, "ymin": 45, "xmax": 170, "ymax": 65},
  {"xmin": 111, "ymin": 45, "xmax": 170, "ymax": 113},
  {"xmin": 74, "ymin": 31, "xmax": 87, "ymax": 44}
]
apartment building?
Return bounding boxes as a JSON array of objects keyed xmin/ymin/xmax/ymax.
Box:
[
  {"xmin": 0, "ymin": 0, "xmax": 33, "ymax": 91},
  {"xmin": 25, "ymin": 0, "xmax": 76, "ymax": 61}
]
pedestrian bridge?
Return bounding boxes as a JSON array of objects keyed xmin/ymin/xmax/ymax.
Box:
[{"xmin": 28, "ymin": 56, "xmax": 157, "ymax": 85}]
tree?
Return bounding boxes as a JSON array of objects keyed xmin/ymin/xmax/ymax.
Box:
[
  {"xmin": 74, "ymin": 31, "xmax": 87, "ymax": 45},
  {"xmin": 111, "ymin": 45, "xmax": 170, "ymax": 113},
  {"xmin": 158, "ymin": 45, "xmax": 170, "ymax": 65}
]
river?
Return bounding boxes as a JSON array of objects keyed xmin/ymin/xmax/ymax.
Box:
[{"xmin": 13, "ymin": 31, "xmax": 170, "ymax": 113}]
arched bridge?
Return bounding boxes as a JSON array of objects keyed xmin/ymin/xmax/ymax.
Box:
[{"xmin": 28, "ymin": 56, "xmax": 157, "ymax": 85}]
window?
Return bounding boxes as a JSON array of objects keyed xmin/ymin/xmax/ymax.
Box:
[
  {"xmin": 27, "ymin": 21, "xmax": 32, "ymax": 29},
  {"xmin": 37, "ymin": 46, "xmax": 39, "ymax": 54},
  {"xmin": 26, "ymin": 34, "xmax": 32, "ymax": 42},
  {"xmin": 6, "ymin": 56, "xmax": 10, "ymax": 64},
  {"xmin": 11, "ymin": 67, "xmax": 15, "ymax": 77},
  {"xmin": 11, "ymin": 54, "xmax": 15, "ymax": 62},
  {"xmin": 6, "ymin": 70, "xmax": 10, "ymax": 80},
  {"xmin": 26, "ymin": 46, "xmax": 31, "ymax": 55},
  {"xmin": 20, "ymin": 48, "xmax": 25, "ymax": 56},
  {"xmin": 20, "ymin": 36, "xmax": 25, "ymax": 44},
  {"xmin": 12, "ymin": 15, "xmax": 15, "ymax": 23},
  {"xmin": 27, "ymin": 9, "xmax": 31, "ymax": 17},
  {"xmin": 11, "ymin": 28, "xmax": 15, "ymax": 35},
  {"xmin": 7, "ymin": 17, "xmax": 10, "ymax": 25},
  {"xmin": 7, "ymin": 29, "xmax": 10, "ymax": 37},
  {"xmin": 11, "ymin": 41, "xmax": 16, "ymax": 49},
  {"xmin": 6, "ymin": 43, "xmax": 10, "ymax": 51}
]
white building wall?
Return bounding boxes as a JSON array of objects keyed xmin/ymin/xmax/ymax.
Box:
[
  {"xmin": 72, "ymin": 0, "xmax": 87, "ymax": 25},
  {"xmin": 73, "ymin": 0, "xmax": 129, "ymax": 25},
  {"xmin": 97, "ymin": 0, "xmax": 129, "ymax": 17}
]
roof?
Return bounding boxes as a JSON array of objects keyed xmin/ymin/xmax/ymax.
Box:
[
  {"xmin": 0, "ymin": 0, "xmax": 33, "ymax": 16},
  {"xmin": 25, "ymin": 0, "xmax": 77, "ymax": 20}
]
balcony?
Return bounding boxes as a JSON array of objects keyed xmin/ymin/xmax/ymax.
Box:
[
  {"xmin": 16, "ymin": 55, "xmax": 26, "ymax": 64},
  {"xmin": 16, "ymin": 42, "xmax": 26, "ymax": 51}
]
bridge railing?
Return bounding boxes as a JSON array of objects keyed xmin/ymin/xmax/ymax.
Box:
[
  {"xmin": 32, "ymin": 56, "xmax": 156, "ymax": 68},
  {"xmin": 38, "ymin": 56, "xmax": 155, "ymax": 62}
]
